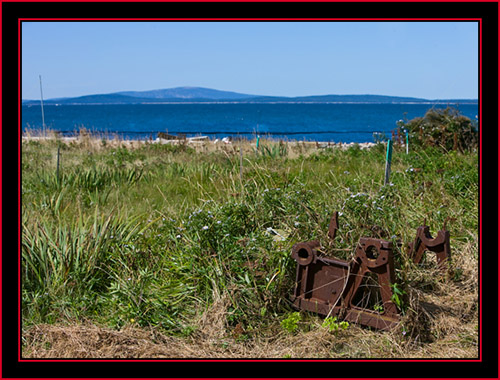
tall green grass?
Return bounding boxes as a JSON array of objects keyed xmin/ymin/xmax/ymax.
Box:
[{"xmin": 22, "ymin": 138, "xmax": 478, "ymax": 341}]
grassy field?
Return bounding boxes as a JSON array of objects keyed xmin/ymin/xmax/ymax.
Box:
[{"xmin": 21, "ymin": 131, "xmax": 479, "ymax": 358}]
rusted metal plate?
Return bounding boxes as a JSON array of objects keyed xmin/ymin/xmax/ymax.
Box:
[{"xmin": 292, "ymin": 240, "xmax": 350, "ymax": 316}]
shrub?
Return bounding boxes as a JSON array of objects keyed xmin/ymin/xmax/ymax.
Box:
[{"xmin": 396, "ymin": 107, "xmax": 478, "ymax": 152}]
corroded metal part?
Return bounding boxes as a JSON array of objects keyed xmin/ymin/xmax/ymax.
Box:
[
  {"xmin": 292, "ymin": 244, "xmax": 350, "ymax": 318},
  {"xmin": 291, "ymin": 240, "xmax": 320, "ymax": 266},
  {"xmin": 290, "ymin": 213, "xmax": 453, "ymax": 331},
  {"xmin": 341, "ymin": 238, "xmax": 399, "ymax": 330},
  {"xmin": 328, "ymin": 211, "xmax": 339, "ymax": 240},
  {"xmin": 407, "ymin": 225, "xmax": 451, "ymax": 270},
  {"xmin": 291, "ymin": 231, "xmax": 400, "ymax": 331}
]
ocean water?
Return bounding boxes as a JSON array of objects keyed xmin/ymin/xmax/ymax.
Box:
[{"xmin": 21, "ymin": 103, "xmax": 478, "ymax": 143}]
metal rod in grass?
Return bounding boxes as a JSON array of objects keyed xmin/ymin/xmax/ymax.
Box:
[
  {"xmin": 240, "ymin": 139, "xmax": 244, "ymax": 189},
  {"xmin": 384, "ymin": 139, "xmax": 393, "ymax": 186},
  {"xmin": 39, "ymin": 75, "xmax": 46, "ymax": 134},
  {"xmin": 56, "ymin": 144, "xmax": 61, "ymax": 184}
]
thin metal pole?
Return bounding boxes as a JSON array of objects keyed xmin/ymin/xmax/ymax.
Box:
[
  {"xmin": 384, "ymin": 139, "xmax": 393, "ymax": 185},
  {"xmin": 39, "ymin": 75, "xmax": 46, "ymax": 133},
  {"xmin": 239, "ymin": 142, "xmax": 243, "ymax": 186},
  {"xmin": 56, "ymin": 145, "xmax": 61, "ymax": 184}
]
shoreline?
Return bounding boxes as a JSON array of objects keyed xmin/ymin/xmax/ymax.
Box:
[{"xmin": 22, "ymin": 133, "xmax": 377, "ymax": 150}]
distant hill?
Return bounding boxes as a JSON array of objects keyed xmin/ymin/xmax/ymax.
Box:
[
  {"xmin": 242, "ymin": 94, "xmax": 478, "ymax": 104},
  {"xmin": 22, "ymin": 86, "xmax": 478, "ymax": 105},
  {"xmin": 116, "ymin": 86, "xmax": 258, "ymax": 100}
]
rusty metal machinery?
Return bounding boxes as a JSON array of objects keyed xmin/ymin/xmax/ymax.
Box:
[
  {"xmin": 290, "ymin": 212, "xmax": 451, "ymax": 331},
  {"xmin": 342, "ymin": 238, "xmax": 400, "ymax": 330},
  {"xmin": 291, "ymin": 240, "xmax": 350, "ymax": 318},
  {"xmin": 407, "ymin": 225, "xmax": 451, "ymax": 270}
]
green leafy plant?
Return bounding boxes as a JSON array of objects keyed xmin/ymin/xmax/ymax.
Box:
[
  {"xmin": 280, "ymin": 312, "xmax": 301, "ymax": 333},
  {"xmin": 390, "ymin": 283, "xmax": 406, "ymax": 313},
  {"xmin": 259, "ymin": 141, "xmax": 288, "ymax": 159},
  {"xmin": 322, "ymin": 316, "xmax": 349, "ymax": 332}
]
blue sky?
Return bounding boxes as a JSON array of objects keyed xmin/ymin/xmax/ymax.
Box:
[{"xmin": 21, "ymin": 21, "xmax": 479, "ymax": 100}]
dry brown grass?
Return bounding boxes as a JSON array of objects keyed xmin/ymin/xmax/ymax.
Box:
[
  {"xmin": 22, "ymin": 317, "xmax": 477, "ymax": 359},
  {"xmin": 23, "ymin": 269, "xmax": 478, "ymax": 360}
]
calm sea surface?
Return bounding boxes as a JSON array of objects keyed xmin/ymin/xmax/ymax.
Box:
[{"xmin": 21, "ymin": 103, "xmax": 478, "ymax": 143}]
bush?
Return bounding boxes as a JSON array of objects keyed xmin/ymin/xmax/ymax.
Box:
[{"xmin": 396, "ymin": 107, "xmax": 478, "ymax": 152}]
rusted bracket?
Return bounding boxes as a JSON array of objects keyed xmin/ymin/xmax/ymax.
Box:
[
  {"xmin": 342, "ymin": 238, "xmax": 399, "ymax": 330},
  {"xmin": 291, "ymin": 235, "xmax": 400, "ymax": 330},
  {"xmin": 407, "ymin": 225, "xmax": 451, "ymax": 270},
  {"xmin": 290, "ymin": 212, "xmax": 451, "ymax": 330},
  {"xmin": 291, "ymin": 240, "xmax": 350, "ymax": 318}
]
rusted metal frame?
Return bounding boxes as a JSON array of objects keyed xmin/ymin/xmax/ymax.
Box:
[
  {"xmin": 291, "ymin": 240, "xmax": 349, "ymax": 317},
  {"xmin": 291, "ymin": 235, "xmax": 401, "ymax": 331},
  {"xmin": 341, "ymin": 238, "xmax": 399, "ymax": 330},
  {"xmin": 290, "ymin": 212, "xmax": 452, "ymax": 330},
  {"xmin": 407, "ymin": 225, "xmax": 451, "ymax": 270}
]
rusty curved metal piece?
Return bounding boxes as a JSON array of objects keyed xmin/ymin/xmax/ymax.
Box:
[{"xmin": 408, "ymin": 225, "xmax": 451, "ymax": 270}]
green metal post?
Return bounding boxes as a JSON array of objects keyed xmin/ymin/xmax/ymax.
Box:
[{"xmin": 384, "ymin": 139, "xmax": 393, "ymax": 185}]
